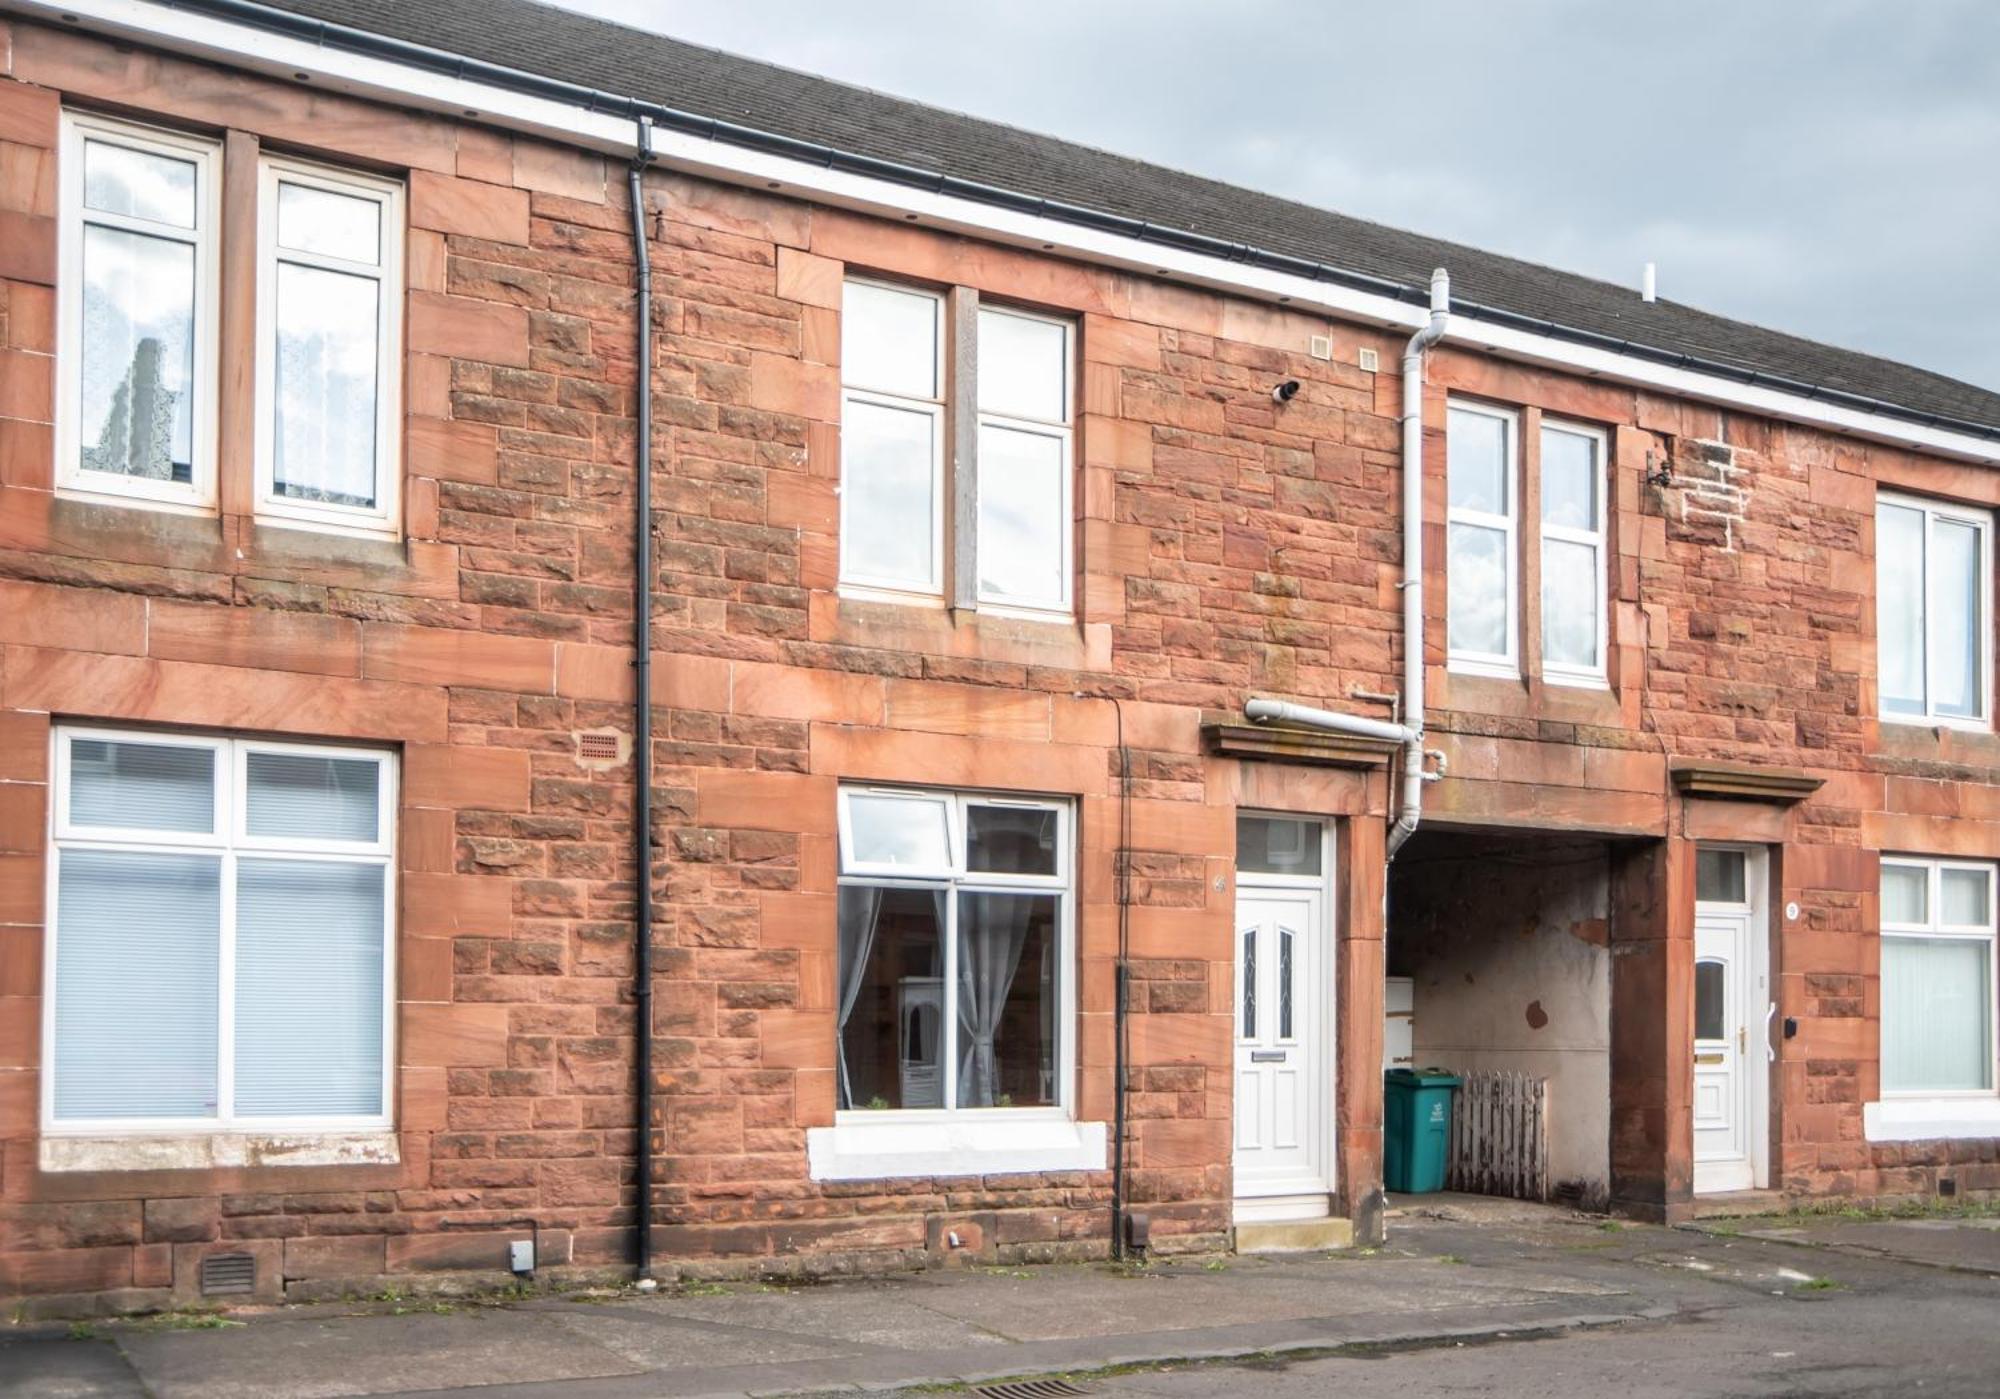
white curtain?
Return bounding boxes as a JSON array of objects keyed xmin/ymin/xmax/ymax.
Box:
[
  {"xmin": 835, "ymin": 886, "xmax": 885, "ymax": 1109},
  {"xmin": 1883, "ymin": 935, "xmax": 1992, "ymax": 1092},
  {"xmin": 956, "ymin": 893, "xmax": 1036, "ymax": 1108}
]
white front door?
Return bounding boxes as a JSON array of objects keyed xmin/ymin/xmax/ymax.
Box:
[
  {"xmin": 1232, "ymin": 887, "xmax": 1329, "ymax": 1208},
  {"xmin": 1692, "ymin": 847, "xmax": 1768, "ymax": 1194}
]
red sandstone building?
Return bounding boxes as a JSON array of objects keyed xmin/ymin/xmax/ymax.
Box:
[{"xmin": 3, "ymin": 0, "xmax": 2000, "ymax": 1313}]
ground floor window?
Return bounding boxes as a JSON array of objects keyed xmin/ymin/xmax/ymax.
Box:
[
  {"xmin": 835, "ymin": 787, "xmax": 1069, "ymax": 1114},
  {"xmin": 1880, "ymin": 856, "xmax": 1996, "ymax": 1096},
  {"xmin": 46, "ymin": 728, "xmax": 396, "ymax": 1131}
]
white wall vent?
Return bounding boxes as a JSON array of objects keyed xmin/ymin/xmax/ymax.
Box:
[
  {"xmin": 1308, "ymin": 334, "xmax": 1333, "ymax": 361},
  {"xmin": 1357, "ymin": 347, "xmax": 1380, "ymax": 373}
]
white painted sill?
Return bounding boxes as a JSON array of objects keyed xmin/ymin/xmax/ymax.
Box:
[
  {"xmin": 807, "ymin": 1114, "xmax": 1107, "ymax": 1182},
  {"xmin": 1864, "ymin": 1097, "xmax": 2000, "ymax": 1143},
  {"xmin": 40, "ymin": 1130, "xmax": 400, "ymax": 1173}
]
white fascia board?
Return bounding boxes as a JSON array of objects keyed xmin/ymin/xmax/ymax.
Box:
[{"xmin": 27, "ymin": 0, "xmax": 2000, "ymax": 467}]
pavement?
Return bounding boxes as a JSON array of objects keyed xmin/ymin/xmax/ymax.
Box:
[{"xmin": 5, "ymin": 1195, "xmax": 2000, "ymax": 1398}]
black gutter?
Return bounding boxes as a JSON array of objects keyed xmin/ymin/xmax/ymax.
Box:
[
  {"xmin": 130, "ymin": 0, "xmax": 2000, "ymax": 446},
  {"xmin": 625, "ymin": 118, "xmax": 656, "ymax": 1279}
]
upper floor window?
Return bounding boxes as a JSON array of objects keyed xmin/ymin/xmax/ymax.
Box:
[
  {"xmin": 1881, "ymin": 857, "xmax": 1995, "ymax": 1098},
  {"xmin": 1878, "ymin": 492, "xmax": 1990, "ymax": 727},
  {"xmin": 1447, "ymin": 401, "xmax": 1519, "ymax": 676},
  {"xmin": 839, "ymin": 279, "xmax": 1074, "ymax": 615},
  {"xmin": 1539, "ymin": 420, "xmax": 1607, "ymax": 685},
  {"xmin": 57, "ymin": 112, "xmax": 221, "ymax": 509},
  {"xmin": 46, "ymin": 729, "xmax": 396, "ymax": 1132},
  {"xmin": 256, "ymin": 155, "xmax": 404, "ymax": 534}
]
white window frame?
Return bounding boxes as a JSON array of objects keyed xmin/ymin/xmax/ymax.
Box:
[
  {"xmin": 974, "ymin": 303, "xmax": 1075, "ymax": 618},
  {"xmin": 839, "ymin": 277, "xmax": 947, "ymax": 601},
  {"xmin": 55, "ymin": 110, "xmax": 222, "ymax": 513},
  {"xmin": 1445, "ymin": 398, "xmax": 1520, "ymax": 678},
  {"xmin": 1539, "ymin": 418, "xmax": 1609, "ymax": 688},
  {"xmin": 1876, "ymin": 490, "xmax": 1992, "ymax": 731},
  {"xmin": 1877, "ymin": 855, "xmax": 1998, "ymax": 1104},
  {"xmin": 42, "ymin": 727, "xmax": 397, "ymax": 1137},
  {"xmin": 253, "ymin": 153, "xmax": 405, "ymax": 538}
]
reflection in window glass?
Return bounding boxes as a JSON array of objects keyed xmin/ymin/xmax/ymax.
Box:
[
  {"xmin": 80, "ymin": 224, "xmax": 196, "ymax": 483},
  {"xmin": 1541, "ymin": 538, "xmax": 1598, "ymax": 669},
  {"xmin": 1448, "ymin": 521, "xmax": 1509, "ymax": 657},
  {"xmin": 842, "ymin": 280, "xmax": 939, "ymax": 400},
  {"xmin": 276, "ymin": 181, "xmax": 379, "ymax": 262},
  {"xmin": 842, "ymin": 397, "xmax": 939, "ymax": 590},
  {"xmin": 1942, "ymin": 866, "xmax": 1991, "ymax": 927},
  {"xmin": 1540, "ymin": 427, "xmax": 1598, "ymax": 530},
  {"xmin": 835, "ymin": 886, "xmax": 944, "ymax": 1110},
  {"xmin": 245, "ymin": 752, "xmax": 380, "ymax": 843},
  {"xmin": 976, "ymin": 422, "xmax": 1066, "ymax": 607},
  {"xmin": 273, "ymin": 262, "xmax": 380, "ymax": 508},
  {"xmin": 1694, "ymin": 959, "xmax": 1726, "ymax": 1043},
  {"xmin": 1447, "ymin": 407, "xmax": 1508, "ymax": 514},
  {"xmin": 1696, "ymin": 849, "xmax": 1747, "ymax": 904},
  {"xmin": 1877, "ymin": 502, "xmax": 1926, "ymax": 716},
  {"xmin": 1236, "ymin": 816, "xmax": 1321, "ymax": 876},
  {"xmin": 1881, "ymin": 863, "xmax": 1929, "ymax": 925},
  {"xmin": 844, "ymin": 793, "xmax": 952, "ymax": 870},
  {"xmin": 967, "ymin": 805, "xmax": 1058, "ymax": 876},
  {"xmin": 83, "ymin": 139, "xmax": 196, "ymax": 226}
]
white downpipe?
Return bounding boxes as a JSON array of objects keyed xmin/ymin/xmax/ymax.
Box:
[
  {"xmin": 1243, "ymin": 698, "xmax": 1414, "ymax": 747},
  {"xmin": 1391, "ymin": 269, "xmax": 1451, "ymax": 856}
]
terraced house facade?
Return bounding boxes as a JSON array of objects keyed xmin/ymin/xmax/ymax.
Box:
[{"xmin": 4, "ymin": 0, "xmax": 2000, "ymax": 1314}]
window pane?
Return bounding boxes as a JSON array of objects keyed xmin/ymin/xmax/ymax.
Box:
[
  {"xmin": 976, "ymin": 422, "xmax": 1065, "ymax": 606},
  {"xmin": 1932, "ymin": 517, "xmax": 1982, "ymax": 719},
  {"xmin": 1694, "ymin": 959, "xmax": 1726, "ymax": 1042},
  {"xmin": 967, "ymin": 805, "xmax": 1059, "ymax": 876},
  {"xmin": 1240, "ymin": 927, "xmax": 1256, "ymax": 1038},
  {"xmin": 246, "ymin": 752, "xmax": 380, "ymax": 842},
  {"xmin": 276, "ymin": 180, "xmax": 380, "ymax": 263},
  {"xmin": 1878, "ymin": 503, "xmax": 1926, "ymax": 716},
  {"xmin": 1941, "ymin": 867, "xmax": 1991, "ymax": 928},
  {"xmin": 1541, "ymin": 538, "xmax": 1599, "ymax": 669},
  {"xmin": 69, "ymin": 737, "xmax": 214, "ymax": 833},
  {"xmin": 1541, "ymin": 427, "xmax": 1598, "ymax": 530},
  {"xmin": 234, "ymin": 859, "xmax": 385, "ymax": 1116},
  {"xmin": 1883, "ymin": 935, "xmax": 1992, "ymax": 1092},
  {"xmin": 273, "ymin": 261, "xmax": 380, "ymax": 509},
  {"xmin": 1697, "ymin": 849, "xmax": 1747, "ymax": 904},
  {"xmin": 53, "ymin": 850, "xmax": 220, "ymax": 1119},
  {"xmin": 83, "ymin": 138, "xmax": 196, "ymax": 227},
  {"xmin": 1279, "ymin": 927, "xmax": 1294, "ymax": 1040},
  {"xmin": 957, "ymin": 892, "xmax": 1058, "ymax": 1108},
  {"xmin": 843, "ymin": 397, "xmax": 937, "ymax": 589},
  {"xmin": 1236, "ymin": 816, "xmax": 1321, "ymax": 876},
  {"xmin": 836, "ymin": 886, "xmax": 944, "ymax": 1109},
  {"xmin": 842, "ymin": 281, "xmax": 937, "ymax": 399},
  {"xmin": 844, "ymin": 792, "xmax": 951, "ymax": 870},
  {"xmin": 1448, "ymin": 407, "xmax": 1507, "ymax": 514},
  {"xmin": 1448, "ymin": 521, "xmax": 1509, "ymax": 657},
  {"xmin": 979, "ymin": 309, "xmax": 1067, "ymax": 422},
  {"xmin": 1882, "ymin": 864, "xmax": 1929, "ymax": 925},
  {"xmin": 80, "ymin": 224, "xmax": 195, "ymax": 483}
]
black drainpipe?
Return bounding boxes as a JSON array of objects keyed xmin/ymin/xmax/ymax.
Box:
[{"xmin": 626, "ymin": 117, "xmax": 657, "ymax": 1280}]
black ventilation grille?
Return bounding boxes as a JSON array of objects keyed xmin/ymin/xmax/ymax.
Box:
[
  {"xmin": 977, "ymin": 1382, "xmax": 1093, "ymax": 1399},
  {"xmin": 199, "ymin": 1252, "xmax": 256, "ymax": 1296}
]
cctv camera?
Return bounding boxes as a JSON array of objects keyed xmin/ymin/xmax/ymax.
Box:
[{"xmin": 1271, "ymin": 380, "xmax": 1301, "ymax": 404}]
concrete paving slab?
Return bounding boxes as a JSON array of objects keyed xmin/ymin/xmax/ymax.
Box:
[
  {"xmin": 1705, "ymin": 1212, "xmax": 2000, "ymax": 1276},
  {"xmin": 546, "ymin": 1307, "xmax": 867, "ymax": 1371},
  {"xmin": 0, "ymin": 1337, "xmax": 149, "ymax": 1398},
  {"xmin": 576, "ymin": 1279, "xmax": 1014, "ymax": 1351}
]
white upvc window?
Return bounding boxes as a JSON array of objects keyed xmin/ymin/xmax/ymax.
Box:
[
  {"xmin": 55, "ymin": 111, "xmax": 221, "ymax": 511},
  {"xmin": 255, "ymin": 154, "xmax": 404, "ymax": 536},
  {"xmin": 1879, "ymin": 857, "xmax": 1996, "ymax": 1099},
  {"xmin": 1446, "ymin": 400, "xmax": 1519, "ymax": 676},
  {"xmin": 44, "ymin": 728, "xmax": 396, "ymax": 1135},
  {"xmin": 975, "ymin": 304, "xmax": 1074, "ymax": 615},
  {"xmin": 840, "ymin": 279, "xmax": 946, "ymax": 598},
  {"xmin": 1539, "ymin": 419, "xmax": 1608, "ymax": 686},
  {"xmin": 1877, "ymin": 492, "xmax": 1991, "ymax": 728}
]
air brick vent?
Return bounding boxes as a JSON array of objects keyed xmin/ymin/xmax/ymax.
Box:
[{"xmin": 199, "ymin": 1252, "xmax": 256, "ymax": 1296}]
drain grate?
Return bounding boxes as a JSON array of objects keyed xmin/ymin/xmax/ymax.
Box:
[
  {"xmin": 976, "ymin": 1382, "xmax": 1092, "ymax": 1399},
  {"xmin": 198, "ymin": 1252, "xmax": 256, "ymax": 1296}
]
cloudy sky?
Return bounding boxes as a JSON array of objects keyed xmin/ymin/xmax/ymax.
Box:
[{"xmin": 560, "ymin": 0, "xmax": 2000, "ymax": 391}]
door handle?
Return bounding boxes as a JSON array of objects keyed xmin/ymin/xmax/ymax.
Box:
[
  {"xmin": 1765, "ymin": 1002, "xmax": 1777, "ymax": 1063},
  {"xmin": 1737, "ymin": 1026, "xmax": 1745, "ymax": 1054}
]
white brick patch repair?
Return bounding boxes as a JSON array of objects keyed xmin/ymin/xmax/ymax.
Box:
[{"xmin": 1677, "ymin": 440, "xmax": 1751, "ymax": 551}]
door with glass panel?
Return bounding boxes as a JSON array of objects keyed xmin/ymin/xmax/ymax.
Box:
[
  {"xmin": 1232, "ymin": 816, "xmax": 1331, "ymax": 1213},
  {"xmin": 1692, "ymin": 846, "xmax": 1767, "ymax": 1194}
]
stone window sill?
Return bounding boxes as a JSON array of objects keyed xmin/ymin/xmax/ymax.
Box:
[
  {"xmin": 1864, "ymin": 1097, "xmax": 2000, "ymax": 1143},
  {"xmin": 40, "ymin": 1130, "xmax": 400, "ymax": 1174},
  {"xmin": 806, "ymin": 1114, "xmax": 1107, "ymax": 1181}
]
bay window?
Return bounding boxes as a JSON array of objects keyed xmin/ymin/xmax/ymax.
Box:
[
  {"xmin": 1880, "ymin": 857, "xmax": 1995, "ymax": 1098},
  {"xmin": 1877, "ymin": 493, "xmax": 1990, "ymax": 727},
  {"xmin": 46, "ymin": 730, "xmax": 395, "ymax": 1132}
]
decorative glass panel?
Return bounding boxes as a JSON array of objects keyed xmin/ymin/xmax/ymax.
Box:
[
  {"xmin": 80, "ymin": 224, "xmax": 195, "ymax": 482},
  {"xmin": 835, "ymin": 885, "xmax": 944, "ymax": 1110},
  {"xmin": 273, "ymin": 261, "xmax": 380, "ymax": 508},
  {"xmin": 83, "ymin": 138, "xmax": 196, "ymax": 226},
  {"xmin": 1236, "ymin": 816, "xmax": 1320, "ymax": 876},
  {"xmin": 842, "ymin": 281, "xmax": 938, "ymax": 399},
  {"xmin": 1448, "ymin": 521, "xmax": 1509, "ymax": 657},
  {"xmin": 976, "ymin": 422, "xmax": 1066, "ymax": 606},
  {"xmin": 1696, "ymin": 849, "xmax": 1747, "ymax": 904},
  {"xmin": 1881, "ymin": 864, "xmax": 1929, "ymax": 925},
  {"xmin": 1279, "ymin": 927, "xmax": 1294, "ymax": 1040},
  {"xmin": 245, "ymin": 752, "xmax": 380, "ymax": 843},
  {"xmin": 843, "ymin": 792, "xmax": 951, "ymax": 871},
  {"xmin": 69, "ymin": 737, "xmax": 214, "ymax": 833},
  {"xmin": 978, "ymin": 309, "xmax": 1067, "ymax": 422},
  {"xmin": 1540, "ymin": 427, "xmax": 1597, "ymax": 529},
  {"xmin": 1694, "ymin": 959, "xmax": 1726, "ymax": 1042},
  {"xmin": 967, "ymin": 805, "xmax": 1058, "ymax": 876},
  {"xmin": 53, "ymin": 850, "xmax": 221, "ymax": 1119},
  {"xmin": 276, "ymin": 180, "xmax": 379, "ymax": 262},
  {"xmin": 234, "ymin": 860, "xmax": 385, "ymax": 1116},
  {"xmin": 1541, "ymin": 537, "xmax": 1598, "ymax": 668},
  {"xmin": 955, "ymin": 892, "xmax": 1058, "ymax": 1107},
  {"xmin": 1932, "ymin": 518, "xmax": 1982, "ymax": 720},
  {"xmin": 842, "ymin": 397, "xmax": 938, "ymax": 589},
  {"xmin": 1447, "ymin": 407, "xmax": 1507, "ymax": 514},
  {"xmin": 1240, "ymin": 928, "xmax": 1256, "ymax": 1039},
  {"xmin": 1877, "ymin": 502, "xmax": 1926, "ymax": 716},
  {"xmin": 1942, "ymin": 867, "xmax": 1991, "ymax": 928},
  {"xmin": 1883, "ymin": 936, "xmax": 1992, "ymax": 1092}
]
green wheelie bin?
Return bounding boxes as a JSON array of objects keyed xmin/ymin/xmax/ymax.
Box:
[{"xmin": 1383, "ymin": 1068, "xmax": 1460, "ymax": 1193}]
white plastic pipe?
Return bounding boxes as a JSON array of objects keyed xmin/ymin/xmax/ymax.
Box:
[
  {"xmin": 1389, "ymin": 269, "xmax": 1451, "ymax": 855},
  {"xmin": 1243, "ymin": 698, "xmax": 1414, "ymax": 746}
]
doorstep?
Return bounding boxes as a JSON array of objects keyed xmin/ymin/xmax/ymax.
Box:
[
  {"xmin": 1691, "ymin": 1188, "xmax": 1794, "ymax": 1220},
  {"xmin": 1235, "ymin": 1217, "xmax": 1355, "ymax": 1253}
]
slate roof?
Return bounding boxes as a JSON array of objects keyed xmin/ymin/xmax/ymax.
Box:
[{"xmin": 194, "ymin": 0, "xmax": 2000, "ymax": 437}]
